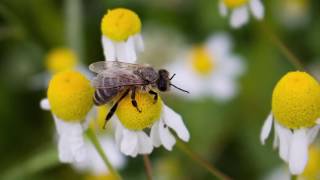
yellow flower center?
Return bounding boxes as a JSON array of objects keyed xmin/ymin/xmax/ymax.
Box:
[
  {"xmin": 45, "ymin": 48, "xmax": 77, "ymax": 74},
  {"xmin": 47, "ymin": 71, "xmax": 94, "ymax": 122},
  {"xmin": 223, "ymin": 0, "xmax": 248, "ymax": 8},
  {"xmin": 101, "ymin": 8, "xmax": 141, "ymax": 41},
  {"xmin": 116, "ymin": 90, "xmax": 162, "ymax": 130},
  {"xmin": 272, "ymin": 71, "xmax": 320, "ymax": 129},
  {"xmin": 90, "ymin": 106, "xmax": 109, "ymax": 130},
  {"xmin": 191, "ymin": 47, "xmax": 215, "ymax": 76},
  {"xmin": 301, "ymin": 146, "xmax": 320, "ymax": 179},
  {"xmin": 85, "ymin": 173, "xmax": 117, "ymax": 180}
]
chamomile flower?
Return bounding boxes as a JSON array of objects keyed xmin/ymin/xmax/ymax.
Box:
[
  {"xmin": 110, "ymin": 90, "xmax": 190, "ymax": 157},
  {"xmin": 218, "ymin": 0, "xmax": 264, "ymax": 28},
  {"xmin": 41, "ymin": 70, "xmax": 95, "ymax": 163},
  {"xmin": 167, "ymin": 33, "xmax": 245, "ymax": 101},
  {"xmin": 101, "ymin": 8, "xmax": 144, "ymax": 62},
  {"xmin": 260, "ymin": 71, "xmax": 320, "ymax": 175}
]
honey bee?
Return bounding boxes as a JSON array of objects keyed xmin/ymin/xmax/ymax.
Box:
[{"xmin": 89, "ymin": 61, "xmax": 188, "ymax": 128}]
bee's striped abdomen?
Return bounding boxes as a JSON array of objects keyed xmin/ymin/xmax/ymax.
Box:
[{"xmin": 93, "ymin": 88, "xmax": 118, "ymax": 106}]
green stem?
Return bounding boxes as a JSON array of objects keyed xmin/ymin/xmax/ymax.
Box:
[
  {"xmin": 143, "ymin": 155, "xmax": 153, "ymax": 180},
  {"xmin": 260, "ymin": 22, "xmax": 306, "ymax": 72},
  {"xmin": 65, "ymin": 0, "xmax": 84, "ymax": 62},
  {"xmin": 291, "ymin": 175, "xmax": 298, "ymax": 180},
  {"xmin": 176, "ymin": 141, "xmax": 232, "ymax": 180},
  {"xmin": 86, "ymin": 128, "xmax": 122, "ymax": 180}
]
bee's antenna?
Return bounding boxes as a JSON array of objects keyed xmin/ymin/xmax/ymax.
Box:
[
  {"xmin": 170, "ymin": 83, "xmax": 189, "ymax": 93},
  {"xmin": 170, "ymin": 74, "xmax": 176, "ymax": 80}
]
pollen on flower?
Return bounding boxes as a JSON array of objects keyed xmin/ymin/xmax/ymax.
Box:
[
  {"xmin": 223, "ymin": 0, "xmax": 248, "ymax": 8},
  {"xmin": 302, "ymin": 146, "xmax": 320, "ymax": 179},
  {"xmin": 45, "ymin": 48, "xmax": 77, "ymax": 74},
  {"xmin": 191, "ymin": 46, "xmax": 214, "ymax": 75},
  {"xmin": 116, "ymin": 90, "xmax": 162, "ymax": 130},
  {"xmin": 101, "ymin": 8, "xmax": 141, "ymax": 41},
  {"xmin": 272, "ymin": 71, "xmax": 320, "ymax": 129},
  {"xmin": 47, "ymin": 71, "xmax": 94, "ymax": 121}
]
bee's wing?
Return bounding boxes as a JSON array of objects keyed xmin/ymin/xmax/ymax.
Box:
[
  {"xmin": 89, "ymin": 61, "xmax": 146, "ymax": 73},
  {"xmin": 91, "ymin": 69, "xmax": 146, "ymax": 88}
]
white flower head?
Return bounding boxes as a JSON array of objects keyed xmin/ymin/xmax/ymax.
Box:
[
  {"xmin": 40, "ymin": 70, "xmax": 95, "ymax": 163},
  {"xmin": 108, "ymin": 91, "xmax": 190, "ymax": 157},
  {"xmin": 218, "ymin": 0, "xmax": 264, "ymax": 28},
  {"xmin": 167, "ymin": 33, "xmax": 245, "ymax": 101},
  {"xmin": 101, "ymin": 8, "xmax": 144, "ymax": 63},
  {"xmin": 260, "ymin": 71, "xmax": 320, "ymax": 175}
]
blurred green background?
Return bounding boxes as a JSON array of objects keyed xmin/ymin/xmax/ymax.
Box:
[{"xmin": 0, "ymin": 0, "xmax": 319, "ymax": 179}]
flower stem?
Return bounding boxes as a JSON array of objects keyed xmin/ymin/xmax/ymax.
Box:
[
  {"xmin": 176, "ymin": 141, "xmax": 232, "ymax": 180},
  {"xmin": 143, "ymin": 155, "xmax": 153, "ymax": 180},
  {"xmin": 260, "ymin": 22, "xmax": 306, "ymax": 72},
  {"xmin": 86, "ymin": 128, "xmax": 122, "ymax": 180},
  {"xmin": 291, "ymin": 175, "xmax": 298, "ymax": 180}
]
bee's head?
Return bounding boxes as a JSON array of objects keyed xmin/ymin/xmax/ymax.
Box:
[
  {"xmin": 157, "ymin": 69, "xmax": 190, "ymax": 93},
  {"xmin": 157, "ymin": 69, "xmax": 170, "ymax": 91}
]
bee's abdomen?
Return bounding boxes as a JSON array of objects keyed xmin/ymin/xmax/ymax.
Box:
[{"xmin": 93, "ymin": 88, "xmax": 118, "ymax": 106}]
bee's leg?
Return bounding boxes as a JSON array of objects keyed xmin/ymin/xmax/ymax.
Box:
[
  {"xmin": 148, "ymin": 90, "xmax": 158, "ymax": 104},
  {"xmin": 104, "ymin": 89, "xmax": 130, "ymax": 129},
  {"xmin": 131, "ymin": 87, "xmax": 142, "ymax": 113}
]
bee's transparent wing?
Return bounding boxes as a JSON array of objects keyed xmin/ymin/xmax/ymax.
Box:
[
  {"xmin": 91, "ymin": 69, "xmax": 146, "ymax": 89},
  {"xmin": 89, "ymin": 61, "xmax": 146, "ymax": 74}
]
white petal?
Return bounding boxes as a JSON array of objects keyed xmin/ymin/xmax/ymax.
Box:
[
  {"xmin": 289, "ymin": 129, "xmax": 309, "ymax": 175},
  {"xmin": 150, "ymin": 121, "xmax": 161, "ymax": 147},
  {"xmin": 40, "ymin": 98, "xmax": 50, "ymax": 110},
  {"xmin": 53, "ymin": 116, "xmax": 83, "ymax": 136},
  {"xmin": 206, "ymin": 33, "xmax": 232, "ymax": 59},
  {"xmin": 217, "ymin": 55, "xmax": 246, "ymax": 78},
  {"xmin": 273, "ymin": 122, "xmax": 279, "ymax": 149},
  {"xmin": 307, "ymin": 125, "xmax": 320, "ymax": 144},
  {"xmin": 218, "ymin": 1, "xmax": 228, "ymax": 17},
  {"xmin": 163, "ymin": 105, "xmax": 190, "ymax": 142},
  {"xmin": 58, "ymin": 133, "xmax": 86, "ymax": 163},
  {"xmin": 260, "ymin": 113, "xmax": 273, "ymax": 145},
  {"xmin": 115, "ymin": 41, "xmax": 128, "ymax": 62},
  {"xmin": 125, "ymin": 37, "xmax": 137, "ymax": 62},
  {"xmin": 115, "ymin": 120, "xmax": 124, "ymax": 148},
  {"xmin": 81, "ymin": 107, "xmax": 95, "ymax": 130},
  {"xmin": 159, "ymin": 120, "xmax": 176, "ymax": 151},
  {"xmin": 249, "ymin": 0, "xmax": 264, "ymax": 20},
  {"xmin": 102, "ymin": 36, "xmax": 115, "ymax": 61},
  {"xmin": 275, "ymin": 122, "xmax": 292, "ymax": 162},
  {"xmin": 58, "ymin": 136, "xmax": 73, "ymax": 162},
  {"xmin": 120, "ymin": 129, "xmax": 139, "ymax": 157},
  {"xmin": 137, "ymin": 131, "xmax": 153, "ymax": 154},
  {"xmin": 230, "ymin": 6, "xmax": 249, "ymax": 28},
  {"xmin": 134, "ymin": 34, "xmax": 144, "ymax": 52},
  {"xmin": 209, "ymin": 76, "xmax": 236, "ymax": 101}
]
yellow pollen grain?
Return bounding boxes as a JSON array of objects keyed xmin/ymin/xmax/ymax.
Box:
[
  {"xmin": 101, "ymin": 8, "xmax": 141, "ymax": 41},
  {"xmin": 301, "ymin": 146, "xmax": 320, "ymax": 179},
  {"xmin": 45, "ymin": 48, "xmax": 77, "ymax": 74},
  {"xmin": 191, "ymin": 46, "xmax": 214, "ymax": 76},
  {"xmin": 47, "ymin": 71, "xmax": 94, "ymax": 122},
  {"xmin": 272, "ymin": 71, "xmax": 320, "ymax": 129},
  {"xmin": 116, "ymin": 90, "xmax": 162, "ymax": 131},
  {"xmin": 223, "ymin": 0, "xmax": 248, "ymax": 8}
]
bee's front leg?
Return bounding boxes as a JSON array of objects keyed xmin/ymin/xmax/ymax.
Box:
[{"xmin": 131, "ymin": 87, "xmax": 142, "ymax": 113}]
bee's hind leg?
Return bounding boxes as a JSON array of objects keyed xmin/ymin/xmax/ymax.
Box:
[
  {"xmin": 148, "ymin": 89, "xmax": 158, "ymax": 104},
  {"xmin": 104, "ymin": 89, "xmax": 130, "ymax": 129},
  {"xmin": 131, "ymin": 87, "xmax": 142, "ymax": 113}
]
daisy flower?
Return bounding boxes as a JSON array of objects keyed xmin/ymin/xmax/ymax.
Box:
[
  {"xmin": 109, "ymin": 90, "xmax": 190, "ymax": 157},
  {"xmin": 260, "ymin": 71, "xmax": 320, "ymax": 175},
  {"xmin": 101, "ymin": 8, "xmax": 144, "ymax": 62},
  {"xmin": 167, "ymin": 33, "xmax": 245, "ymax": 101},
  {"xmin": 218, "ymin": 0, "xmax": 264, "ymax": 28},
  {"xmin": 41, "ymin": 70, "xmax": 95, "ymax": 163}
]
